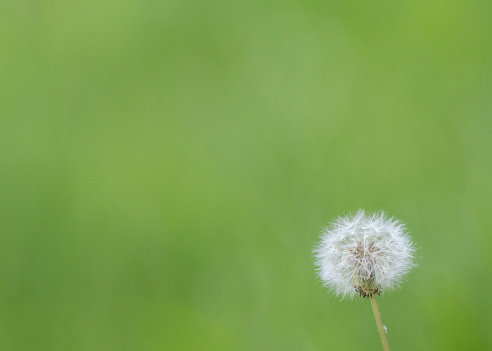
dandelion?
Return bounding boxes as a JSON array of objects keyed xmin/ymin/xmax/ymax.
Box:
[{"xmin": 314, "ymin": 210, "xmax": 416, "ymax": 351}]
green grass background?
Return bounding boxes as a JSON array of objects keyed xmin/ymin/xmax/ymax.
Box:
[{"xmin": 1, "ymin": 0, "xmax": 492, "ymax": 350}]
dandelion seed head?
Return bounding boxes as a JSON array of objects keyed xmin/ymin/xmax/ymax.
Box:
[{"xmin": 314, "ymin": 209, "xmax": 416, "ymax": 299}]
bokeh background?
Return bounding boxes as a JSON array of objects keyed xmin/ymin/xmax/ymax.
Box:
[{"xmin": 1, "ymin": 0, "xmax": 491, "ymax": 350}]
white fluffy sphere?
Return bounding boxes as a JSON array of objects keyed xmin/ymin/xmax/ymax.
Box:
[{"xmin": 314, "ymin": 210, "xmax": 416, "ymax": 299}]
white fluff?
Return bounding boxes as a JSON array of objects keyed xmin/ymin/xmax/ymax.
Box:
[{"xmin": 314, "ymin": 210, "xmax": 416, "ymax": 299}]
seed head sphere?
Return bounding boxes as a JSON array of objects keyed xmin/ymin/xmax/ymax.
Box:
[{"xmin": 314, "ymin": 210, "xmax": 416, "ymax": 299}]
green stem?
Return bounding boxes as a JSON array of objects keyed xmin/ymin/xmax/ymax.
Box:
[{"xmin": 370, "ymin": 295, "xmax": 391, "ymax": 351}]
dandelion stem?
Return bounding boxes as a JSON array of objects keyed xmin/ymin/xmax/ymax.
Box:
[{"xmin": 370, "ymin": 295, "xmax": 391, "ymax": 351}]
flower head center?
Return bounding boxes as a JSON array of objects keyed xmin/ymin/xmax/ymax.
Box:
[{"xmin": 349, "ymin": 239, "xmax": 382, "ymax": 298}]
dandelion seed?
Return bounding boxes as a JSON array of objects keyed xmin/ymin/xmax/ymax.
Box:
[{"xmin": 314, "ymin": 209, "xmax": 416, "ymax": 299}]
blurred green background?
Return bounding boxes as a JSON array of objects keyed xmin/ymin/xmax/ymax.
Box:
[{"xmin": 1, "ymin": 0, "xmax": 491, "ymax": 350}]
